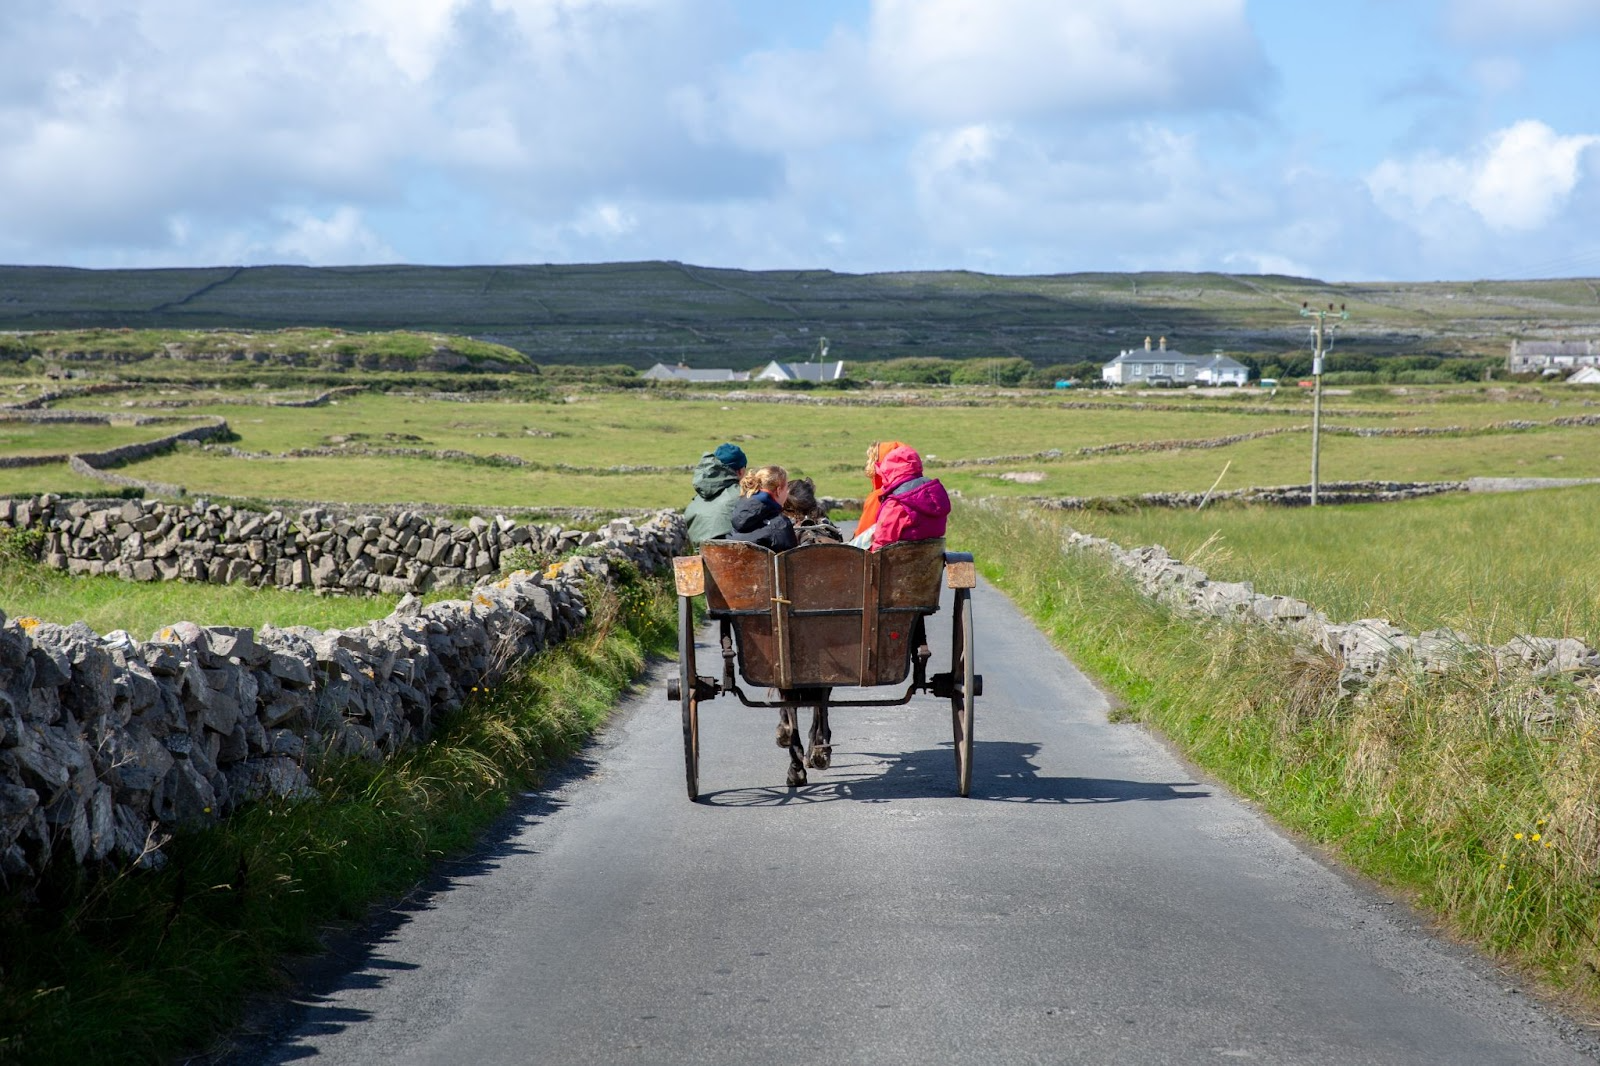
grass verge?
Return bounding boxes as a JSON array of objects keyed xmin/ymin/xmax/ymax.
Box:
[
  {"xmin": 0, "ymin": 568, "xmax": 678, "ymax": 1065},
  {"xmin": 952, "ymin": 502, "xmax": 1600, "ymax": 1014}
]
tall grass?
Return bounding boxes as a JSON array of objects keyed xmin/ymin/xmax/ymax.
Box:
[
  {"xmin": 1055, "ymin": 486, "xmax": 1600, "ymax": 645},
  {"xmin": 0, "ymin": 570, "xmax": 678, "ymax": 1064},
  {"xmin": 953, "ymin": 502, "xmax": 1600, "ymax": 1008}
]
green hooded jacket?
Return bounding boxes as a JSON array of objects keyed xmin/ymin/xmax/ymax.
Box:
[{"xmin": 684, "ymin": 454, "xmax": 742, "ymax": 547}]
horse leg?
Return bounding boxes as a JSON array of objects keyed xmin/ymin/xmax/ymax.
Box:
[
  {"xmin": 776, "ymin": 705, "xmax": 795, "ymax": 748},
  {"xmin": 785, "ymin": 707, "xmax": 808, "ymax": 787},
  {"xmin": 806, "ymin": 701, "xmax": 832, "ymax": 769}
]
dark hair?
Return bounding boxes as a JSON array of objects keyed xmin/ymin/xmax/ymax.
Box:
[{"xmin": 783, "ymin": 476, "xmax": 822, "ymax": 520}]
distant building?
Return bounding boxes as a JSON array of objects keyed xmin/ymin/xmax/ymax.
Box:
[
  {"xmin": 753, "ymin": 360, "xmax": 846, "ymax": 383},
  {"xmin": 1101, "ymin": 337, "xmax": 1248, "ymax": 386},
  {"xmin": 641, "ymin": 363, "xmax": 751, "ymax": 383},
  {"xmin": 1567, "ymin": 366, "xmax": 1600, "ymax": 385},
  {"xmin": 1508, "ymin": 340, "xmax": 1600, "ymax": 374}
]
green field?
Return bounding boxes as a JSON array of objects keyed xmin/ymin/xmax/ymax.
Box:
[
  {"xmin": 3, "ymin": 381, "xmax": 1590, "ymax": 509},
  {"xmin": 5, "ymin": 376, "xmax": 1599, "ymax": 642}
]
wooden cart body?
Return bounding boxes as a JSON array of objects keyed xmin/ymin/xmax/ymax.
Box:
[
  {"xmin": 670, "ymin": 537, "xmax": 978, "ymax": 799},
  {"xmin": 695, "ymin": 537, "xmax": 951, "ymax": 689}
]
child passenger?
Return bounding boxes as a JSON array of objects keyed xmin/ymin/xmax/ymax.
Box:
[
  {"xmin": 724, "ymin": 465, "xmax": 798, "ymax": 552},
  {"xmin": 781, "ymin": 477, "xmax": 844, "ymax": 545}
]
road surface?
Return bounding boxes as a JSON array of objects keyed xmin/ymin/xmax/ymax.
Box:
[{"xmin": 236, "ymin": 580, "xmax": 1597, "ymax": 1065}]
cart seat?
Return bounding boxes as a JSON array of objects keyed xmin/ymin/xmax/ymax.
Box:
[{"xmin": 699, "ymin": 538, "xmax": 947, "ymax": 689}]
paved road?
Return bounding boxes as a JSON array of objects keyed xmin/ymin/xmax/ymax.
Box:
[{"xmin": 238, "ymin": 581, "xmax": 1596, "ymax": 1065}]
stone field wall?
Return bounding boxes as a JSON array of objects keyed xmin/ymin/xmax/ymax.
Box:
[
  {"xmin": 0, "ymin": 505, "xmax": 686, "ymax": 890},
  {"xmin": 0, "ymin": 494, "xmax": 629, "ymax": 594},
  {"xmin": 1062, "ymin": 526, "xmax": 1600, "ymax": 694}
]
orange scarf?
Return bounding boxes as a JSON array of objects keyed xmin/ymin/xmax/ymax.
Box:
[{"xmin": 856, "ymin": 439, "xmax": 908, "ymax": 531}]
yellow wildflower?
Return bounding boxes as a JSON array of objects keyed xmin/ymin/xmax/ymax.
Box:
[
  {"xmin": 1532, "ymin": 833, "xmax": 1541, "ymax": 842},
  {"xmin": 1514, "ymin": 833, "xmax": 1524, "ymax": 840}
]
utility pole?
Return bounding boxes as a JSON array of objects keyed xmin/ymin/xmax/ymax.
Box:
[{"xmin": 1300, "ymin": 302, "xmax": 1348, "ymax": 506}]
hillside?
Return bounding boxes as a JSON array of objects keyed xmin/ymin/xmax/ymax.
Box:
[{"xmin": 2, "ymin": 262, "xmax": 1598, "ymax": 368}]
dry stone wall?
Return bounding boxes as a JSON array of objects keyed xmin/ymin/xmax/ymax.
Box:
[
  {"xmin": 1062, "ymin": 528, "xmax": 1600, "ymax": 694},
  {"xmin": 1, "ymin": 494, "xmax": 631, "ymax": 594},
  {"xmin": 1034, "ymin": 480, "xmax": 1466, "ymax": 510},
  {"xmin": 0, "ymin": 509, "xmax": 686, "ymax": 890}
]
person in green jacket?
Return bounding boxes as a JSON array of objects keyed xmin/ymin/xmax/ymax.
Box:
[{"xmin": 684, "ymin": 443, "xmax": 746, "ymax": 547}]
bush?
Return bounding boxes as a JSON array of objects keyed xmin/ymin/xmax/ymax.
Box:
[
  {"xmin": 949, "ymin": 357, "xmax": 1032, "ymax": 386},
  {"xmin": 0, "ymin": 527, "xmax": 45, "ymax": 564},
  {"xmin": 853, "ymin": 357, "xmax": 957, "ymax": 384}
]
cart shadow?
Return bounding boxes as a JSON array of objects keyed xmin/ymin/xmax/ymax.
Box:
[{"xmin": 699, "ymin": 740, "xmax": 1210, "ymax": 806}]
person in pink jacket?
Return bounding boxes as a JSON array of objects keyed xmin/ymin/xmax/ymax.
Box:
[{"xmin": 870, "ymin": 445, "xmax": 950, "ymax": 551}]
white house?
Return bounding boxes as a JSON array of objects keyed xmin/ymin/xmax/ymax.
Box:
[
  {"xmin": 1102, "ymin": 337, "xmax": 1248, "ymax": 386},
  {"xmin": 1508, "ymin": 340, "xmax": 1599, "ymax": 374},
  {"xmin": 641, "ymin": 363, "xmax": 751, "ymax": 382},
  {"xmin": 1567, "ymin": 366, "xmax": 1600, "ymax": 385},
  {"xmin": 753, "ymin": 360, "xmax": 846, "ymax": 383}
]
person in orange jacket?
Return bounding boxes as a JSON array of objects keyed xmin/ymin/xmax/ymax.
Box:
[{"xmin": 851, "ymin": 439, "xmax": 906, "ymax": 547}]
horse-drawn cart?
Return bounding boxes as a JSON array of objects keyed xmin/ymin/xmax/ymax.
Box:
[{"xmin": 667, "ymin": 538, "xmax": 980, "ymax": 800}]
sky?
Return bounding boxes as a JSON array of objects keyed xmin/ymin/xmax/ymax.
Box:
[{"xmin": 2, "ymin": 0, "xmax": 1598, "ymax": 281}]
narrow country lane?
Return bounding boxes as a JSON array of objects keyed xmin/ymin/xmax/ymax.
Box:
[{"xmin": 235, "ymin": 580, "xmax": 1597, "ymax": 1065}]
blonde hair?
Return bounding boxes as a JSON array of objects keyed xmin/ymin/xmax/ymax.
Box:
[{"xmin": 740, "ymin": 465, "xmax": 787, "ymax": 497}]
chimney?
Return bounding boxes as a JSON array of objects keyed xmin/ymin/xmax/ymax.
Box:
[
  {"xmin": 1159, "ymin": 336, "xmax": 1167, "ymax": 351},
  {"xmin": 1144, "ymin": 336, "xmax": 1152, "ymax": 351}
]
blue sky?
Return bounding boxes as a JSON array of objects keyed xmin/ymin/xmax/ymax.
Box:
[{"xmin": 2, "ymin": 0, "xmax": 1598, "ymax": 280}]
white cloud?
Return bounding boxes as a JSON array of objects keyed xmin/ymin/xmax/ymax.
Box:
[
  {"xmin": 867, "ymin": 0, "xmax": 1272, "ymax": 123},
  {"xmin": 0, "ymin": 0, "xmax": 773, "ymax": 265},
  {"xmin": 678, "ymin": 32, "xmax": 879, "ymax": 154},
  {"xmin": 1367, "ymin": 119, "xmax": 1600, "ymax": 232},
  {"xmin": 905, "ymin": 121, "xmax": 1273, "ymax": 270},
  {"xmin": 1444, "ymin": 0, "xmax": 1600, "ymax": 44},
  {"xmin": 270, "ymin": 207, "xmax": 398, "ymax": 264},
  {"xmin": 570, "ymin": 201, "xmax": 638, "ymax": 240}
]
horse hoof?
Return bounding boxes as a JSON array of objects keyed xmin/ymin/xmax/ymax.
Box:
[
  {"xmin": 808, "ymin": 747, "xmax": 831, "ymax": 770},
  {"xmin": 786, "ymin": 767, "xmax": 807, "ymax": 788}
]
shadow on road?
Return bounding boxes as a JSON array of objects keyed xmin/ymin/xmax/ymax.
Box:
[
  {"xmin": 216, "ymin": 749, "xmax": 600, "ymax": 1065},
  {"xmin": 700, "ymin": 740, "xmax": 1210, "ymax": 807}
]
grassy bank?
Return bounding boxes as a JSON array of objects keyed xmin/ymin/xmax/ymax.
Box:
[
  {"xmin": 951, "ymin": 502, "xmax": 1600, "ymax": 1011},
  {"xmin": 0, "ymin": 568, "xmax": 678, "ymax": 1065}
]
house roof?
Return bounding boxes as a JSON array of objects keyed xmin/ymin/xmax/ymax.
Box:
[
  {"xmin": 756, "ymin": 360, "xmax": 845, "ymax": 382},
  {"xmin": 642, "ymin": 363, "xmax": 750, "ymax": 382},
  {"xmin": 1513, "ymin": 340, "xmax": 1596, "ymax": 357},
  {"xmin": 1105, "ymin": 349, "xmax": 1200, "ymax": 366}
]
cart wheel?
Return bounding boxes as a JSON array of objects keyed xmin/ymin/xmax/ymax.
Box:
[
  {"xmin": 950, "ymin": 587, "xmax": 975, "ymax": 797},
  {"xmin": 678, "ymin": 595, "xmax": 701, "ymax": 801}
]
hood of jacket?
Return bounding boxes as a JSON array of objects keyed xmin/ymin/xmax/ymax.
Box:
[
  {"xmin": 728, "ymin": 492, "xmax": 781, "ymax": 533},
  {"xmin": 868, "ymin": 440, "xmax": 909, "ymax": 491},
  {"xmin": 692, "ymin": 454, "xmax": 741, "ymax": 501},
  {"xmin": 876, "ymin": 445, "xmax": 924, "ymax": 493}
]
